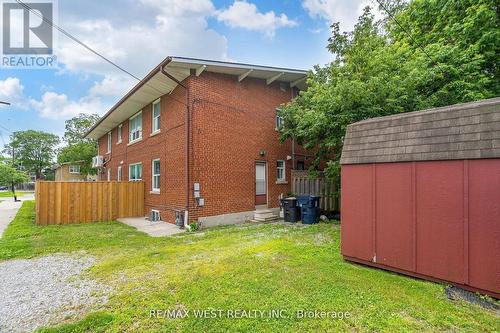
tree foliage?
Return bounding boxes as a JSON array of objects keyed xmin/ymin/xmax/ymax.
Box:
[
  {"xmin": 63, "ymin": 113, "xmax": 100, "ymax": 145},
  {"xmin": 4, "ymin": 130, "xmax": 60, "ymax": 179},
  {"xmin": 58, "ymin": 113, "xmax": 100, "ymax": 176},
  {"xmin": 280, "ymin": 0, "xmax": 500, "ymax": 180},
  {"xmin": 0, "ymin": 162, "xmax": 30, "ymax": 186}
]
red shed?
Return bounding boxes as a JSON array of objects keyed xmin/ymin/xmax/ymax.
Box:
[{"xmin": 340, "ymin": 98, "xmax": 500, "ymax": 298}]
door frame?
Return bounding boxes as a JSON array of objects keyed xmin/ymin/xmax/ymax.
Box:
[{"xmin": 255, "ymin": 160, "xmax": 268, "ymax": 207}]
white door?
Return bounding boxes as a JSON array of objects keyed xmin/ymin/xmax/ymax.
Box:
[{"xmin": 255, "ymin": 162, "xmax": 267, "ymax": 205}]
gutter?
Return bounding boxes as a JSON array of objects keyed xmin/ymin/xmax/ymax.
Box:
[
  {"xmin": 84, "ymin": 56, "xmax": 174, "ymax": 139},
  {"xmin": 160, "ymin": 65, "xmax": 191, "ymax": 228}
]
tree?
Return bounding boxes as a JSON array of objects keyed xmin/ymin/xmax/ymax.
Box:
[
  {"xmin": 4, "ymin": 130, "xmax": 60, "ymax": 179},
  {"xmin": 280, "ymin": 0, "xmax": 500, "ymax": 182},
  {"xmin": 58, "ymin": 113, "xmax": 100, "ymax": 176},
  {"xmin": 58, "ymin": 142, "xmax": 97, "ymax": 176},
  {"xmin": 63, "ymin": 113, "xmax": 100, "ymax": 145},
  {"xmin": 0, "ymin": 163, "xmax": 30, "ymax": 198}
]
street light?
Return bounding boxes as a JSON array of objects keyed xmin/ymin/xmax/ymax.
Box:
[{"xmin": 0, "ymin": 101, "xmax": 11, "ymax": 106}]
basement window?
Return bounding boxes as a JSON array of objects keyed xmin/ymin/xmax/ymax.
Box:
[
  {"xmin": 129, "ymin": 112, "xmax": 142, "ymax": 143},
  {"xmin": 129, "ymin": 163, "xmax": 142, "ymax": 181},
  {"xmin": 151, "ymin": 210, "xmax": 161, "ymax": 222},
  {"xmin": 152, "ymin": 99, "xmax": 161, "ymax": 134}
]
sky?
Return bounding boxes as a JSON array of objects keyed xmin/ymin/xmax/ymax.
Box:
[{"xmin": 0, "ymin": 0, "xmax": 380, "ymax": 144}]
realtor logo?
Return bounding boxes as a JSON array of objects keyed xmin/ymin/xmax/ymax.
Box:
[{"xmin": 1, "ymin": 0, "xmax": 57, "ymax": 68}]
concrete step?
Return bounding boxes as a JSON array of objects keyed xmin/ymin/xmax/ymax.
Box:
[
  {"xmin": 254, "ymin": 210, "xmax": 276, "ymax": 219},
  {"xmin": 253, "ymin": 209, "xmax": 279, "ymax": 222}
]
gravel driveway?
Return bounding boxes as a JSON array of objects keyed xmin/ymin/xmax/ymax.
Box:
[{"xmin": 0, "ymin": 254, "xmax": 110, "ymax": 333}]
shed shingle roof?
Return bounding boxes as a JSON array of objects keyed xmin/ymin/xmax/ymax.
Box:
[{"xmin": 340, "ymin": 97, "xmax": 500, "ymax": 165}]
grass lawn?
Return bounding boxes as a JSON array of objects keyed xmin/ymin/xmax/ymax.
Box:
[
  {"xmin": 0, "ymin": 191, "xmax": 25, "ymax": 198},
  {"xmin": 0, "ymin": 201, "xmax": 498, "ymax": 332}
]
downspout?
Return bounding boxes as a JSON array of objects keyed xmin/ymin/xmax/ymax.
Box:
[{"xmin": 160, "ymin": 65, "xmax": 191, "ymax": 229}]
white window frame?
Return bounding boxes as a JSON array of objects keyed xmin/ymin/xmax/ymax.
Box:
[
  {"xmin": 107, "ymin": 132, "xmax": 112, "ymax": 153},
  {"xmin": 277, "ymin": 160, "xmax": 286, "ymax": 181},
  {"xmin": 152, "ymin": 99, "xmax": 161, "ymax": 134},
  {"xmin": 68, "ymin": 165, "xmax": 80, "ymax": 174},
  {"xmin": 117, "ymin": 124, "xmax": 122, "ymax": 144},
  {"xmin": 107, "ymin": 168, "xmax": 111, "ymax": 181},
  {"xmin": 152, "ymin": 159, "xmax": 160, "ymax": 192},
  {"xmin": 129, "ymin": 112, "xmax": 142, "ymax": 143},
  {"xmin": 275, "ymin": 108, "xmax": 284, "ymax": 130},
  {"xmin": 129, "ymin": 162, "xmax": 142, "ymax": 181},
  {"xmin": 117, "ymin": 166, "xmax": 122, "ymax": 181}
]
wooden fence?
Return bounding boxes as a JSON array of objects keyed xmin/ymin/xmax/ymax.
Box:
[
  {"xmin": 291, "ymin": 170, "xmax": 338, "ymax": 211},
  {"xmin": 35, "ymin": 181, "xmax": 144, "ymax": 225}
]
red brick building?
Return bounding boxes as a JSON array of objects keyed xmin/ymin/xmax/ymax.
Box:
[{"xmin": 86, "ymin": 57, "xmax": 310, "ymax": 227}]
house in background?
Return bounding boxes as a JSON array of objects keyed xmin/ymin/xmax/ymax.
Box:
[
  {"xmin": 85, "ymin": 56, "xmax": 312, "ymax": 227},
  {"xmin": 53, "ymin": 161, "xmax": 97, "ymax": 181}
]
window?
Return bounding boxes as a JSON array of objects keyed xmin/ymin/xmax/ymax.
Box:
[
  {"xmin": 117, "ymin": 166, "xmax": 122, "ymax": 181},
  {"xmin": 152, "ymin": 99, "xmax": 160, "ymax": 133},
  {"xmin": 69, "ymin": 165, "xmax": 80, "ymax": 174},
  {"xmin": 277, "ymin": 160, "xmax": 285, "ymax": 181},
  {"xmin": 129, "ymin": 112, "xmax": 142, "ymax": 143},
  {"xmin": 275, "ymin": 108, "xmax": 284, "ymax": 130},
  {"xmin": 117, "ymin": 124, "xmax": 122, "ymax": 143},
  {"xmin": 152, "ymin": 159, "xmax": 160, "ymax": 191},
  {"xmin": 107, "ymin": 132, "xmax": 112, "ymax": 153},
  {"xmin": 129, "ymin": 163, "xmax": 142, "ymax": 181},
  {"xmin": 107, "ymin": 168, "xmax": 111, "ymax": 181},
  {"xmin": 151, "ymin": 210, "xmax": 160, "ymax": 222}
]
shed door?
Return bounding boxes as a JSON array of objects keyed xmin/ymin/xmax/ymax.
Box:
[{"xmin": 255, "ymin": 162, "xmax": 267, "ymax": 205}]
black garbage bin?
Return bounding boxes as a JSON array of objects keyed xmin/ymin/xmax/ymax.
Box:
[
  {"xmin": 282, "ymin": 197, "xmax": 300, "ymax": 222},
  {"xmin": 300, "ymin": 195, "xmax": 321, "ymax": 224}
]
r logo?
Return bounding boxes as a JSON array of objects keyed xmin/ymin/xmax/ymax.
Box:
[{"xmin": 2, "ymin": 2, "xmax": 53, "ymax": 54}]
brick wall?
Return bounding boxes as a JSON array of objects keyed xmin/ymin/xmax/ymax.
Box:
[
  {"xmin": 98, "ymin": 71, "xmax": 311, "ymax": 224},
  {"xmin": 98, "ymin": 84, "xmax": 187, "ymax": 223},
  {"xmin": 188, "ymin": 72, "xmax": 310, "ymax": 221}
]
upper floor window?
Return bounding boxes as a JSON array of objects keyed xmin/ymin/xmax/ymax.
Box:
[
  {"xmin": 275, "ymin": 108, "xmax": 284, "ymax": 130},
  {"xmin": 129, "ymin": 163, "xmax": 142, "ymax": 181},
  {"xmin": 69, "ymin": 165, "xmax": 80, "ymax": 174},
  {"xmin": 277, "ymin": 160, "xmax": 285, "ymax": 181},
  {"xmin": 129, "ymin": 112, "xmax": 142, "ymax": 143},
  {"xmin": 152, "ymin": 99, "xmax": 161, "ymax": 134},
  {"xmin": 107, "ymin": 132, "xmax": 112, "ymax": 153},
  {"xmin": 117, "ymin": 124, "xmax": 122, "ymax": 143}
]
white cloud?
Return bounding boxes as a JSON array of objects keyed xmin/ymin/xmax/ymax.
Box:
[
  {"xmin": 88, "ymin": 75, "xmax": 136, "ymax": 98},
  {"xmin": 30, "ymin": 92, "xmax": 108, "ymax": 119},
  {"xmin": 302, "ymin": 0, "xmax": 380, "ymax": 31},
  {"xmin": 0, "ymin": 77, "xmax": 25, "ymax": 108},
  {"xmin": 56, "ymin": 0, "xmax": 228, "ymax": 79},
  {"xmin": 216, "ymin": 1, "xmax": 297, "ymax": 37}
]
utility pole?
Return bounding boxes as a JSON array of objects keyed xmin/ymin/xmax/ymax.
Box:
[{"xmin": 11, "ymin": 132, "xmax": 19, "ymax": 202}]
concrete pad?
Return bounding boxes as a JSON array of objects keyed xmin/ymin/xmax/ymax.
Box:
[{"xmin": 117, "ymin": 217, "xmax": 185, "ymax": 237}]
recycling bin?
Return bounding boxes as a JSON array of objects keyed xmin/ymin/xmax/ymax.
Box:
[{"xmin": 299, "ymin": 195, "xmax": 321, "ymax": 224}]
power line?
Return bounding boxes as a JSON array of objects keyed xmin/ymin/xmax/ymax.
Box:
[
  {"xmin": 15, "ymin": 0, "xmax": 187, "ymax": 107},
  {"xmin": 375, "ymin": 0, "xmax": 445, "ymax": 71}
]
